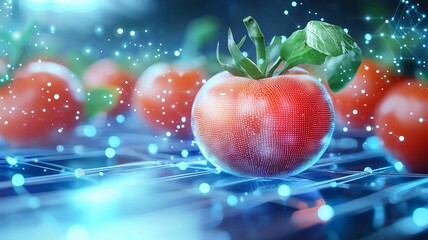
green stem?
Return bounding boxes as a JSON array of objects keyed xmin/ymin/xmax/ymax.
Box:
[
  {"xmin": 266, "ymin": 57, "xmax": 282, "ymax": 77},
  {"xmin": 243, "ymin": 16, "xmax": 267, "ymax": 73}
]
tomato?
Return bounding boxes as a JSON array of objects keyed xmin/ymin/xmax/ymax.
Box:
[
  {"xmin": 191, "ymin": 68, "xmax": 334, "ymax": 177},
  {"xmin": 82, "ymin": 58, "xmax": 136, "ymax": 116},
  {"xmin": 374, "ymin": 80, "xmax": 428, "ymax": 173},
  {"xmin": 328, "ymin": 59, "xmax": 399, "ymax": 132},
  {"xmin": 133, "ymin": 62, "xmax": 207, "ymax": 139},
  {"xmin": 0, "ymin": 61, "xmax": 84, "ymax": 146}
]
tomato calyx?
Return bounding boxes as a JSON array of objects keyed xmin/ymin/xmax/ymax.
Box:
[{"xmin": 217, "ymin": 16, "xmax": 362, "ymax": 92}]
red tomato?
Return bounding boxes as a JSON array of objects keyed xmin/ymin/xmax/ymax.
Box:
[
  {"xmin": 191, "ymin": 68, "xmax": 334, "ymax": 177},
  {"xmin": 374, "ymin": 80, "xmax": 428, "ymax": 173},
  {"xmin": 329, "ymin": 59, "xmax": 399, "ymax": 132},
  {"xmin": 133, "ymin": 62, "xmax": 207, "ymax": 139},
  {"xmin": 0, "ymin": 61, "xmax": 84, "ymax": 146},
  {"xmin": 82, "ymin": 58, "xmax": 136, "ymax": 116}
]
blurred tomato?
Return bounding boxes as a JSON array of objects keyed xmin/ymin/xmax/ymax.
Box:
[
  {"xmin": 328, "ymin": 59, "xmax": 400, "ymax": 132},
  {"xmin": 0, "ymin": 61, "xmax": 84, "ymax": 146},
  {"xmin": 133, "ymin": 62, "xmax": 207, "ymax": 139},
  {"xmin": 82, "ymin": 58, "xmax": 136, "ymax": 116},
  {"xmin": 374, "ymin": 80, "xmax": 428, "ymax": 173}
]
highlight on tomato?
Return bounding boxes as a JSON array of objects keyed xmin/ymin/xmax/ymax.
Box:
[
  {"xmin": 328, "ymin": 59, "xmax": 399, "ymax": 133},
  {"xmin": 82, "ymin": 58, "xmax": 136, "ymax": 118},
  {"xmin": 0, "ymin": 61, "xmax": 85, "ymax": 146},
  {"xmin": 133, "ymin": 16, "xmax": 218, "ymax": 139},
  {"xmin": 374, "ymin": 79, "xmax": 428, "ymax": 173},
  {"xmin": 191, "ymin": 16, "xmax": 362, "ymax": 177}
]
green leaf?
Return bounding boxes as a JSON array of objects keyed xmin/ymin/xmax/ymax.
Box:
[
  {"xmin": 85, "ymin": 88, "xmax": 118, "ymax": 118},
  {"xmin": 243, "ymin": 16, "xmax": 266, "ymax": 72},
  {"xmin": 216, "ymin": 42, "xmax": 248, "ymax": 77},
  {"xmin": 227, "ymin": 28, "xmax": 264, "ymax": 79},
  {"xmin": 324, "ymin": 47, "xmax": 362, "ymax": 92},
  {"xmin": 280, "ymin": 30, "xmax": 328, "ymax": 70},
  {"xmin": 305, "ymin": 21, "xmax": 356, "ymax": 57},
  {"xmin": 182, "ymin": 16, "xmax": 219, "ymax": 59}
]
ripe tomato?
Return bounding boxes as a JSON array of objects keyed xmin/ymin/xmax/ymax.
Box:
[
  {"xmin": 191, "ymin": 69, "xmax": 334, "ymax": 177},
  {"xmin": 133, "ymin": 62, "xmax": 207, "ymax": 139},
  {"xmin": 374, "ymin": 80, "xmax": 428, "ymax": 173},
  {"xmin": 329, "ymin": 59, "xmax": 399, "ymax": 132},
  {"xmin": 0, "ymin": 61, "xmax": 84, "ymax": 146},
  {"xmin": 82, "ymin": 58, "xmax": 136, "ymax": 116}
]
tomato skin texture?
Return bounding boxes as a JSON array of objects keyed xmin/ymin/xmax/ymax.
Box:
[
  {"xmin": 83, "ymin": 59, "xmax": 136, "ymax": 116},
  {"xmin": 0, "ymin": 61, "xmax": 84, "ymax": 146},
  {"xmin": 374, "ymin": 80, "xmax": 428, "ymax": 173},
  {"xmin": 329, "ymin": 59, "xmax": 398, "ymax": 132},
  {"xmin": 191, "ymin": 70, "xmax": 334, "ymax": 177},
  {"xmin": 133, "ymin": 63, "xmax": 206, "ymax": 139}
]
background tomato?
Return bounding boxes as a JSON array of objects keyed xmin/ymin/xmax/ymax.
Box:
[
  {"xmin": 82, "ymin": 58, "xmax": 136, "ymax": 116},
  {"xmin": 0, "ymin": 61, "xmax": 84, "ymax": 146},
  {"xmin": 328, "ymin": 59, "xmax": 399, "ymax": 133},
  {"xmin": 133, "ymin": 62, "xmax": 207, "ymax": 139},
  {"xmin": 191, "ymin": 70, "xmax": 334, "ymax": 177},
  {"xmin": 374, "ymin": 80, "xmax": 428, "ymax": 173}
]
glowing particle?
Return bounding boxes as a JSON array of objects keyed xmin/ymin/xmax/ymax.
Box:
[
  {"xmin": 117, "ymin": 28, "xmax": 124, "ymax": 35},
  {"xmin": 56, "ymin": 145, "xmax": 64, "ymax": 152},
  {"xmin": 227, "ymin": 195, "xmax": 238, "ymax": 206},
  {"xmin": 130, "ymin": 30, "xmax": 136, "ymax": 36},
  {"xmin": 83, "ymin": 125, "xmax": 97, "ymax": 137},
  {"xmin": 365, "ymin": 33, "xmax": 372, "ymax": 41},
  {"xmin": 352, "ymin": 109, "xmax": 358, "ymax": 115},
  {"xmin": 108, "ymin": 136, "xmax": 121, "ymax": 148},
  {"xmin": 399, "ymin": 136, "xmax": 405, "ymax": 141},
  {"xmin": 394, "ymin": 161, "xmax": 404, "ymax": 171},
  {"xmin": 317, "ymin": 205, "xmax": 334, "ymax": 221},
  {"xmin": 284, "ymin": 10, "xmax": 289, "ymax": 15},
  {"xmin": 177, "ymin": 161, "xmax": 188, "ymax": 170},
  {"xmin": 67, "ymin": 225, "xmax": 90, "ymax": 240},
  {"xmin": 419, "ymin": 118, "xmax": 424, "ymax": 123},
  {"xmin": 105, "ymin": 148, "xmax": 116, "ymax": 158},
  {"xmin": 181, "ymin": 116, "xmax": 187, "ymax": 123},
  {"xmin": 147, "ymin": 143, "xmax": 158, "ymax": 154},
  {"xmin": 74, "ymin": 168, "xmax": 85, "ymax": 178},
  {"xmin": 291, "ymin": 1, "xmax": 297, "ymax": 7},
  {"xmin": 6, "ymin": 156, "xmax": 17, "ymax": 165},
  {"xmin": 364, "ymin": 136, "xmax": 381, "ymax": 150},
  {"xmin": 277, "ymin": 184, "xmax": 291, "ymax": 197},
  {"xmin": 199, "ymin": 183, "xmax": 210, "ymax": 193},
  {"xmin": 116, "ymin": 114, "xmax": 125, "ymax": 123},
  {"xmin": 54, "ymin": 94, "xmax": 60, "ymax": 99},
  {"xmin": 11, "ymin": 174, "xmax": 25, "ymax": 187},
  {"xmin": 364, "ymin": 167, "xmax": 373, "ymax": 174},
  {"xmin": 181, "ymin": 149, "xmax": 189, "ymax": 158},
  {"xmin": 366, "ymin": 126, "xmax": 372, "ymax": 132},
  {"xmin": 174, "ymin": 50, "xmax": 180, "ymax": 56},
  {"xmin": 166, "ymin": 131, "xmax": 171, "ymax": 137},
  {"xmin": 342, "ymin": 127, "xmax": 349, "ymax": 132},
  {"xmin": 413, "ymin": 208, "xmax": 428, "ymax": 227}
]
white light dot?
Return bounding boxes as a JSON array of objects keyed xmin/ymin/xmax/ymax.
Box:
[
  {"xmin": 181, "ymin": 149, "xmax": 189, "ymax": 158},
  {"xmin": 105, "ymin": 148, "xmax": 116, "ymax": 158},
  {"xmin": 11, "ymin": 174, "xmax": 25, "ymax": 187},
  {"xmin": 291, "ymin": 1, "xmax": 297, "ymax": 7},
  {"xmin": 419, "ymin": 118, "xmax": 424, "ymax": 123},
  {"xmin": 116, "ymin": 114, "xmax": 125, "ymax": 123},
  {"xmin": 74, "ymin": 168, "xmax": 85, "ymax": 178},
  {"xmin": 284, "ymin": 10, "xmax": 289, "ymax": 15},
  {"xmin": 199, "ymin": 183, "xmax": 210, "ymax": 193},
  {"xmin": 6, "ymin": 156, "xmax": 17, "ymax": 165},
  {"xmin": 147, "ymin": 143, "xmax": 158, "ymax": 154},
  {"xmin": 277, "ymin": 184, "xmax": 291, "ymax": 197},
  {"xmin": 352, "ymin": 109, "xmax": 358, "ymax": 115},
  {"xmin": 54, "ymin": 94, "xmax": 59, "ymax": 100},
  {"xmin": 394, "ymin": 161, "xmax": 404, "ymax": 171},
  {"xmin": 117, "ymin": 28, "xmax": 124, "ymax": 35},
  {"xmin": 130, "ymin": 30, "xmax": 136, "ymax": 36},
  {"xmin": 399, "ymin": 136, "xmax": 405, "ymax": 141},
  {"xmin": 108, "ymin": 136, "xmax": 121, "ymax": 148},
  {"xmin": 342, "ymin": 127, "xmax": 349, "ymax": 132},
  {"xmin": 166, "ymin": 131, "xmax": 171, "ymax": 137},
  {"xmin": 174, "ymin": 50, "xmax": 180, "ymax": 56},
  {"xmin": 365, "ymin": 33, "xmax": 372, "ymax": 41},
  {"xmin": 318, "ymin": 205, "xmax": 334, "ymax": 221},
  {"xmin": 227, "ymin": 195, "xmax": 238, "ymax": 206},
  {"xmin": 413, "ymin": 207, "xmax": 428, "ymax": 227}
]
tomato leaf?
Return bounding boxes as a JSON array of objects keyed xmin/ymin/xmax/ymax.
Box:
[
  {"xmin": 85, "ymin": 88, "xmax": 118, "ymax": 118},
  {"xmin": 216, "ymin": 42, "xmax": 248, "ymax": 77},
  {"xmin": 281, "ymin": 29, "xmax": 328, "ymax": 70},
  {"xmin": 227, "ymin": 28, "xmax": 264, "ymax": 79},
  {"xmin": 324, "ymin": 47, "xmax": 362, "ymax": 92},
  {"xmin": 243, "ymin": 17, "xmax": 267, "ymax": 73},
  {"xmin": 280, "ymin": 21, "xmax": 362, "ymax": 90}
]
